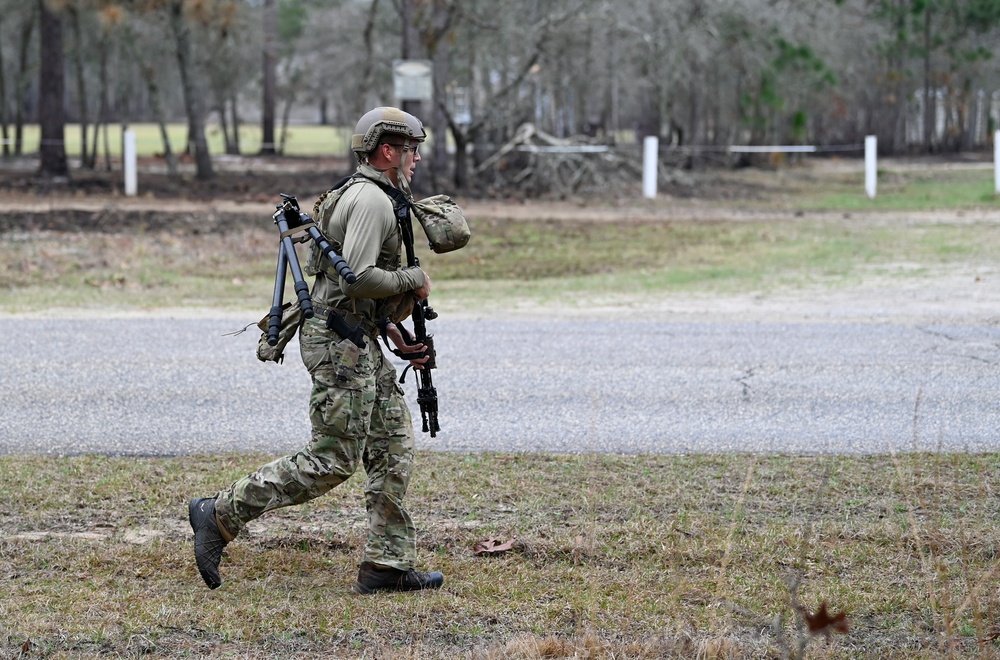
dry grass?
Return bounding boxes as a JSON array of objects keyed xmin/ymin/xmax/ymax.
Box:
[
  {"xmin": 1, "ymin": 212, "xmax": 998, "ymax": 316},
  {"xmin": 2, "ymin": 451, "xmax": 999, "ymax": 658},
  {"xmin": 2, "ymin": 157, "xmax": 1000, "ymax": 316}
]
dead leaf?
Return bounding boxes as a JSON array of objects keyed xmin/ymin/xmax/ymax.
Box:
[
  {"xmin": 803, "ymin": 601, "xmax": 849, "ymax": 637},
  {"xmin": 979, "ymin": 628, "xmax": 1000, "ymax": 644},
  {"xmin": 22, "ymin": 638, "xmax": 32, "ymax": 653},
  {"xmin": 473, "ymin": 537, "xmax": 515, "ymax": 556}
]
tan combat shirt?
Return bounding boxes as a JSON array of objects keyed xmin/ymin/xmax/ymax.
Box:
[{"xmin": 311, "ymin": 163, "xmax": 425, "ymax": 325}]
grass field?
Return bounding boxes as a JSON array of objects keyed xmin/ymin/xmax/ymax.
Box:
[
  {"xmin": 4, "ymin": 451, "xmax": 1000, "ymax": 658},
  {"xmin": 0, "ymin": 198, "xmax": 996, "ymax": 315},
  {"xmin": 2, "ymin": 160, "xmax": 999, "ymax": 657},
  {"xmin": 7, "ymin": 123, "xmax": 355, "ymax": 158}
]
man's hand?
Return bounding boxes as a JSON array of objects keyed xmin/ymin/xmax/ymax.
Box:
[
  {"xmin": 384, "ymin": 322, "xmax": 429, "ymax": 369},
  {"xmin": 413, "ymin": 270, "xmax": 431, "ymax": 301}
]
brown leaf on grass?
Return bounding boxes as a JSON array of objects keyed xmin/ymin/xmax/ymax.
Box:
[
  {"xmin": 22, "ymin": 638, "xmax": 32, "ymax": 653},
  {"xmin": 804, "ymin": 602, "xmax": 849, "ymax": 637},
  {"xmin": 474, "ymin": 537, "xmax": 515, "ymax": 556},
  {"xmin": 979, "ymin": 628, "xmax": 1000, "ymax": 644}
]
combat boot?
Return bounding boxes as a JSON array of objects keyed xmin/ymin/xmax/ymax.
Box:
[
  {"xmin": 352, "ymin": 561, "xmax": 444, "ymax": 594},
  {"xmin": 188, "ymin": 497, "xmax": 233, "ymax": 590}
]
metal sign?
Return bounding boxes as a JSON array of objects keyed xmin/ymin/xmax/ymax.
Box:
[
  {"xmin": 451, "ymin": 87, "xmax": 472, "ymax": 125},
  {"xmin": 393, "ymin": 60, "xmax": 433, "ymax": 102}
]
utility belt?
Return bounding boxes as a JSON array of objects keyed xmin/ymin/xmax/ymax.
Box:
[{"xmin": 311, "ymin": 303, "xmax": 379, "ymax": 348}]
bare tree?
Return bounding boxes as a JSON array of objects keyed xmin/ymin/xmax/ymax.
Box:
[
  {"xmin": 0, "ymin": 7, "xmax": 11, "ymax": 158},
  {"xmin": 168, "ymin": 0, "xmax": 213, "ymax": 179},
  {"xmin": 13, "ymin": 2, "xmax": 39, "ymax": 157},
  {"xmin": 120, "ymin": 5, "xmax": 179, "ymax": 175},
  {"xmin": 260, "ymin": 0, "xmax": 276, "ymax": 155},
  {"xmin": 39, "ymin": 0, "xmax": 68, "ymax": 177},
  {"xmin": 15, "ymin": 0, "xmax": 1000, "ymax": 194},
  {"xmin": 66, "ymin": 2, "xmax": 91, "ymax": 167}
]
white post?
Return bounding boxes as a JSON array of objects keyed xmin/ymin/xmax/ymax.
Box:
[
  {"xmin": 994, "ymin": 130, "xmax": 1000, "ymax": 195},
  {"xmin": 864, "ymin": 135, "xmax": 877, "ymax": 199},
  {"xmin": 642, "ymin": 136, "xmax": 658, "ymax": 199},
  {"xmin": 124, "ymin": 129, "xmax": 137, "ymax": 197}
]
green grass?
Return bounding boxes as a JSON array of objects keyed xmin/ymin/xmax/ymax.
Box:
[
  {"xmin": 1, "ymin": 213, "xmax": 995, "ymax": 315},
  {"xmin": 822, "ymin": 175, "xmax": 1000, "ymax": 211},
  {"xmin": 7, "ymin": 123, "xmax": 355, "ymax": 158},
  {"xmin": 750, "ymin": 165, "xmax": 1000, "ymax": 212},
  {"xmin": 2, "ymin": 452, "xmax": 999, "ymax": 658}
]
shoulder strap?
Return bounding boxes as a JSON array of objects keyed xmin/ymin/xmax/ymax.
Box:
[
  {"xmin": 312, "ymin": 174, "xmax": 357, "ymax": 217},
  {"xmin": 362, "ymin": 178, "xmax": 417, "ymax": 267},
  {"xmin": 367, "ymin": 178, "xmax": 412, "ymax": 220}
]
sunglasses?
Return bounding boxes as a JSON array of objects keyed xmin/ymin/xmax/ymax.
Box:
[{"xmin": 386, "ymin": 143, "xmax": 419, "ymax": 154}]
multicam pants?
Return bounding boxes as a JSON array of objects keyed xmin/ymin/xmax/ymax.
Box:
[{"xmin": 215, "ymin": 316, "xmax": 417, "ymax": 571}]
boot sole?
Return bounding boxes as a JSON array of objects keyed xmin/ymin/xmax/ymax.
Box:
[{"xmin": 188, "ymin": 497, "xmax": 224, "ymax": 590}]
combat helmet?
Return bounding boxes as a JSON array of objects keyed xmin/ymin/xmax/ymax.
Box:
[{"xmin": 351, "ymin": 106, "xmax": 426, "ymax": 156}]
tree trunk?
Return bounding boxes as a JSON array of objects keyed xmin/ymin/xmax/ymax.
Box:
[
  {"xmin": 0, "ymin": 14, "xmax": 9, "ymax": 158},
  {"xmin": 922, "ymin": 7, "xmax": 933, "ymax": 152},
  {"xmin": 229, "ymin": 94, "xmax": 241, "ymax": 154},
  {"xmin": 123, "ymin": 16, "xmax": 177, "ymax": 176},
  {"xmin": 217, "ymin": 99, "xmax": 234, "ymax": 154},
  {"xmin": 68, "ymin": 6, "xmax": 90, "ymax": 168},
  {"xmin": 636, "ymin": 82, "xmax": 661, "ymax": 140},
  {"xmin": 169, "ymin": 0, "xmax": 213, "ymax": 179},
  {"xmin": 428, "ymin": 0, "xmax": 451, "ymax": 190},
  {"xmin": 15, "ymin": 4, "xmax": 37, "ymax": 157},
  {"xmin": 152, "ymin": 86, "xmax": 179, "ymax": 176},
  {"xmin": 603, "ymin": 22, "xmax": 617, "ymax": 143},
  {"xmin": 38, "ymin": 0, "xmax": 68, "ymax": 178},
  {"xmin": 89, "ymin": 40, "xmax": 108, "ymax": 171},
  {"xmin": 260, "ymin": 0, "xmax": 277, "ymax": 156},
  {"xmin": 400, "ymin": 0, "xmax": 424, "ymax": 121},
  {"xmin": 452, "ymin": 125, "xmax": 468, "ymax": 190},
  {"xmin": 278, "ymin": 82, "xmax": 298, "ymax": 155},
  {"xmin": 347, "ymin": 0, "xmax": 380, "ymax": 161}
]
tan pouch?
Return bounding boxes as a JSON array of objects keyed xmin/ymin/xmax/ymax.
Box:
[
  {"xmin": 411, "ymin": 194, "xmax": 471, "ymax": 253},
  {"xmin": 383, "ymin": 292, "xmax": 416, "ymax": 324},
  {"xmin": 256, "ymin": 301, "xmax": 304, "ymax": 363}
]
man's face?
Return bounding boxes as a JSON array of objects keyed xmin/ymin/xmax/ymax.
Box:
[{"xmin": 395, "ymin": 139, "xmax": 421, "ymax": 183}]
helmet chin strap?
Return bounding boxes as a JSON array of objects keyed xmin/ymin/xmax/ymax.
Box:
[
  {"xmin": 394, "ymin": 139, "xmax": 416, "ymax": 197},
  {"xmin": 396, "ymin": 164, "xmax": 413, "ymax": 197},
  {"xmin": 361, "ymin": 140, "xmax": 416, "ymax": 197}
]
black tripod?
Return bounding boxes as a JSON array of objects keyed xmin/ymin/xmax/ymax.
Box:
[{"xmin": 267, "ymin": 193, "xmax": 356, "ymax": 346}]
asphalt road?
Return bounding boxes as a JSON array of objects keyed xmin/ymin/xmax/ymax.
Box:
[{"xmin": 0, "ymin": 315, "xmax": 997, "ymax": 456}]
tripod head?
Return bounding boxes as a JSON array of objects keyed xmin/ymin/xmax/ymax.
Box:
[{"xmin": 277, "ymin": 193, "xmax": 306, "ymax": 229}]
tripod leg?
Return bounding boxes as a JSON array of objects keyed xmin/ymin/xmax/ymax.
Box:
[
  {"xmin": 306, "ymin": 225, "xmax": 356, "ymax": 284},
  {"xmin": 273, "ymin": 208, "xmax": 314, "ymax": 319},
  {"xmin": 281, "ymin": 236, "xmax": 314, "ymax": 318},
  {"xmin": 267, "ymin": 243, "xmax": 288, "ymax": 346}
]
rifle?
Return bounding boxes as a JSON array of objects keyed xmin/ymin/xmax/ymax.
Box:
[
  {"xmin": 406, "ymin": 291, "xmax": 440, "ymax": 437},
  {"xmin": 267, "ymin": 193, "xmax": 356, "ymax": 346},
  {"xmin": 379, "ymin": 184, "xmax": 441, "ymax": 437}
]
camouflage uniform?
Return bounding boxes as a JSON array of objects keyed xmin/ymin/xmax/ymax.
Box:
[{"xmin": 214, "ymin": 162, "xmax": 426, "ymax": 571}]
